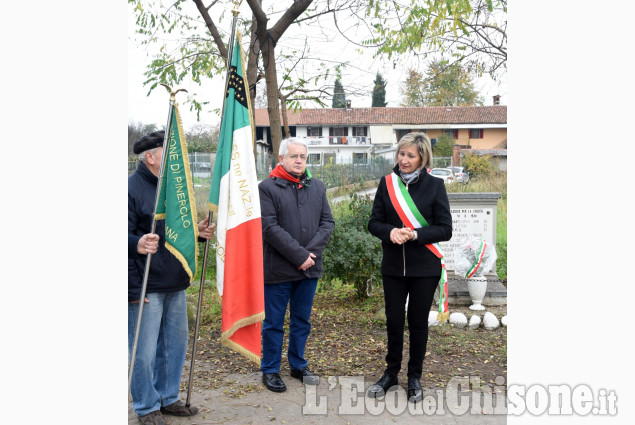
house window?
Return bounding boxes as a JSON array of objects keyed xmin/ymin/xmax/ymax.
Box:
[
  {"xmin": 352, "ymin": 126, "xmax": 368, "ymax": 137},
  {"xmin": 308, "ymin": 153, "xmax": 321, "ymax": 165},
  {"xmin": 444, "ymin": 129, "xmax": 459, "ymax": 139},
  {"xmin": 353, "ymin": 152, "xmax": 368, "ymax": 164},
  {"xmin": 396, "ymin": 129, "xmax": 413, "ymax": 142},
  {"xmin": 470, "ymin": 128, "xmax": 484, "ymax": 139},
  {"xmin": 328, "ymin": 126, "xmax": 348, "ymax": 144},
  {"xmin": 307, "ymin": 126, "xmax": 322, "ymax": 137},
  {"xmin": 329, "ymin": 127, "xmax": 348, "ymax": 136},
  {"xmin": 323, "ymin": 152, "xmax": 336, "ymax": 165}
]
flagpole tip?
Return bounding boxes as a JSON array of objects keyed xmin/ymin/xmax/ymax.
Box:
[
  {"xmin": 160, "ymin": 83, "xmax": 173, "ymax": 94},
  {"xmin": 232, "ymin": 0, "xmax": 241, "ymax": 16},
  {"xmin": 161, "ymin": 84, "xmax": 189, "ymax": 102}
]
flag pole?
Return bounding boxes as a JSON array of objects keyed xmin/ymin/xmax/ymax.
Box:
[
  {"xmin": 185, "ymin": 0, "xmax": 242, "ymax": 408},
  {"xmin": 128, "ymin": 85, "xmax": 187, "ymax": 393}
]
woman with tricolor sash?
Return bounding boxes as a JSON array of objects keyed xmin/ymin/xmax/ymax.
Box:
[{"xmin": 367, "ymin": 132, "xmax": 453, "ymax": 403}]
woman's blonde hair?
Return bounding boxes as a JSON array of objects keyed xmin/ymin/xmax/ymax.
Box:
[{"xmin": 394, "ymin": 132, "xmax": 433, "ymax": 169}]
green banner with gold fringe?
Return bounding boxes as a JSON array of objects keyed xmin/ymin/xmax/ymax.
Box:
[{"xmin": 154, "ymin": 103, "xmax": 199, "ymax": 280}]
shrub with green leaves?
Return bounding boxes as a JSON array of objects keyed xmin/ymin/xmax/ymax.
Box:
[
  {"xmin": 323, "ymin": 193, "xmax": 382, "ymax": 297},
  {"xmin": 461, "ymin": 153, "xmax": 496, "ymax": 179},
  {"xmin": 433, "ymin": 133, "xmax": 454, "ymax": 157},
  {"xmin": 307, "ymin": 157, "xmax": 392, "ymax": 189}
]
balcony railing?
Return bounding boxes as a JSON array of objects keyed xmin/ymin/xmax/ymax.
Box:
[{"xmin": 305, "ymin": 136, "xmax": 371, "ymax": 145}]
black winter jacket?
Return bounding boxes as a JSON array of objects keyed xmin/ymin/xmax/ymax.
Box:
[
  {"xmin": 368, "ymin": 165, "xmax": 453, "ymax": 277},
  {"xmin": 128, "ymin": 161, "xmax": 191, "ymax": 301},
  {"xmin": 259, "ymin": 175, "xmax": 335, "ymax": 284}
]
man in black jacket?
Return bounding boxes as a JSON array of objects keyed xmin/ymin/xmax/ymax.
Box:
[
  {"xmin": 128, "ymin": 131, "xmax": 215, "ymax": 425},
  {"xmin": 258, "ymin": 138, "xmax": 334, "ymax": 392}
]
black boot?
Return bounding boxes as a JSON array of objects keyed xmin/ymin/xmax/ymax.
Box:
[
  {"xmin": 407, "ymin": 377, "xmax": 422, "ymax": 402},
  {"xmin": 366, "ymin": 373, "xmax": 398, "ymax": 398}
]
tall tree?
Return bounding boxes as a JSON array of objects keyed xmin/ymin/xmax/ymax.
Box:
[
  {"xmin": 371, "ymin": 72, "xmax": 387, "ymax": 107},
  {"xmin": 131, "ymin": 0, "xmax": 315, "ymax": 156},
  {"xmin": 130, "ymin": 0, "xmax": 365, "ymax": 156},
  {"xmin": 332, "ymin": 79, "xmax": 347, "ymax": 108},
  {"xmin": 246, "ymin": 0, "xmax": 314, "ymax": 154},
  {"xmin": 399, "ymin": 61, "xmax": 483, "ymax": 107},
  {"xmin": 129, "ymin": 1, "xmax": 503, "ymax": 155},
  {"xmin": 423, "ymin": 60, "xmax": 483, "ymax": 106},
  {"xmin": 365, "ymin": 0, "xmax": 507, "ymax": 80},
  {"xmin": 398, "ymin": 69, "xmax": 426, "ymax": 107}
]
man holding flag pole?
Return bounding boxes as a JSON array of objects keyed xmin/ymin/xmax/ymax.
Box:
[{"xmin": 128, "ymin": 115, "xmax": 215, "ymax": 424}]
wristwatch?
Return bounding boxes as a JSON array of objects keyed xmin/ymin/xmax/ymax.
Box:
[{"xmin": 411, "ymin": 230, "xmax": 418, "ymax": 241}]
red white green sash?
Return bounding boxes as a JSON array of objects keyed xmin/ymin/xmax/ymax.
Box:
[{"xmin": 385, "ymin": 173, "xmax": 449, "ymax": 321}]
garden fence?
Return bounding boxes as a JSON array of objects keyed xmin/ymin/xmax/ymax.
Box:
[{"xmin": 129, "ymin": 153, "xmax": 454, "ymax": 188}]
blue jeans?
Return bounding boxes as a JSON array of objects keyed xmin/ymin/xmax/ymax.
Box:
[
  {"xmin": 128, "ymin": 290, "xmax": 189, "ymax": 416},
  {"xmin": 261, "ymin": 278, "xmax": 318, "ymax": 374}
]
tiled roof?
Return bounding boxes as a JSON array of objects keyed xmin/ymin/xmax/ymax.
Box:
[{"xmin": 254, "ymin": 105, "xmax": 506, "ymax": 126}]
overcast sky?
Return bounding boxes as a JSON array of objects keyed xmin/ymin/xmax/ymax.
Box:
[{"xmin": 127, "ymin": 3, "xmax": 508, "ymax": 130}]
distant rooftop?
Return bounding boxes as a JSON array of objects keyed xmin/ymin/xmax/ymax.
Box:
[{"xmin": 254, "ymin": 105, "xmax": 507, "ymax": 126}]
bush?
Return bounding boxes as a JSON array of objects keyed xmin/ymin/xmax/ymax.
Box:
[
  {"xmin": 433, "ymin": 133, "xmax": 454, "ymax": 157},
  {"xmin": 461, "ymin": 153, "xmax": 496, "ymax": 179},
  {"xmin": 307, "ymin": 157, "xmax": 392, "ymax": 189},
  {"xmin": 322, "ymin": 193, "xmax": 382, "ymax": 297}
]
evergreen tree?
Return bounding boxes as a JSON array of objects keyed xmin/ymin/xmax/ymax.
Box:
[
  {"xmin": 371, "ymin": 72, "xmax": 387, "ymax": 107},
  {"xmin": 332, "ymin": 78, "xmax": 347, "ymax": 108}
]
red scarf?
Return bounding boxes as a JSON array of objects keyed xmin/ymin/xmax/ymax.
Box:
[{"xmin": 269, "ymin": 164, "xmax": 307, "ymax": 189}]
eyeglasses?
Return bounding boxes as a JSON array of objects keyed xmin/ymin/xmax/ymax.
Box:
[{"xmin": 287, "ymin": 154, "xmax": 307, "ymax": 161}]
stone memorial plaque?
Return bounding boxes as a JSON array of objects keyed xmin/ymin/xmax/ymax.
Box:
[{"xmin": 439, "ymin": 207, "xmax": 496, "ymax": 273}]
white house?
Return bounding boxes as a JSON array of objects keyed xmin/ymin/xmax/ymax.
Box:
[{"xmin": 254, "ymin": 102, "xmax": 507, "ymax": 166}]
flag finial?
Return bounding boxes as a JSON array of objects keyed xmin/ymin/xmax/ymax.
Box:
[
  {"xmin": 232, "ymin": 0, "xmax": 241, "ymax": 16},
  {"xmin": 160, "ymin": 83, "xmax": 188, "ymax": 102}
]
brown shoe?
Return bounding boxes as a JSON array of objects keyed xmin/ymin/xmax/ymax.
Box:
[
  {"xmin": 160, "ymin": 400, "xmax": 199, "ymax": 417},
  {"xmin": 138, "ymin": 410, "xmax": 167, "ymax": 425}
]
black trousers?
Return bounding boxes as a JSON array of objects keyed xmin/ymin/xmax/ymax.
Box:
[{"xmin": 382, "ymin": 275, "xmax": 440, "ymax": 380}]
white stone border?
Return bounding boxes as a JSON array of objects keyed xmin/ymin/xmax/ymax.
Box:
[{"xmin": 429, "ymin": 311, "xmax": 507, "ymax": 330}]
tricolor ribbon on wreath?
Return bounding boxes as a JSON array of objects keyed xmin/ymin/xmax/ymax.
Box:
[
  {"xmin": 385, "ymin": 172, "xmax": 449, "ymax": 322},
  {"xmin": 465, "ymin": 239, "xmax": 487, "ymax": 278}
]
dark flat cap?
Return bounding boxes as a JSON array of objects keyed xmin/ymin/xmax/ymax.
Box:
[{"xmin": 133, "ymin": 130, "xmax": 165, "ymax": 154}]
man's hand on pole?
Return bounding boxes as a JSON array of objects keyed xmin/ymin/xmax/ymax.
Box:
[
  {"xmin": 198, "ymin": 216, "xmax": 216, "ymax": 240},
  {"xmin": 137, "ymin": 233, "xmax": 160, "ymax": 255}
]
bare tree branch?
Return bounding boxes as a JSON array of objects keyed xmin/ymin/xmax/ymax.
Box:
[
  {"xmin": 192, "ymin": 0, "xmax": 229, "ymax": 61},
  {"xmin": 205, "ymin": 0, "xmax": 220, "ymax": 12}
]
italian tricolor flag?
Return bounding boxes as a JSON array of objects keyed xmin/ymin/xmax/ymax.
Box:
[{"xmin": 208, "ymin": 32, "xmax": 265, "ymax": 364}]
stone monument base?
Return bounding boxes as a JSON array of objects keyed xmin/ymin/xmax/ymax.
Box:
[{"xmin": 435, "ymin": 275, "xmax": 507, "ymax": 306}]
